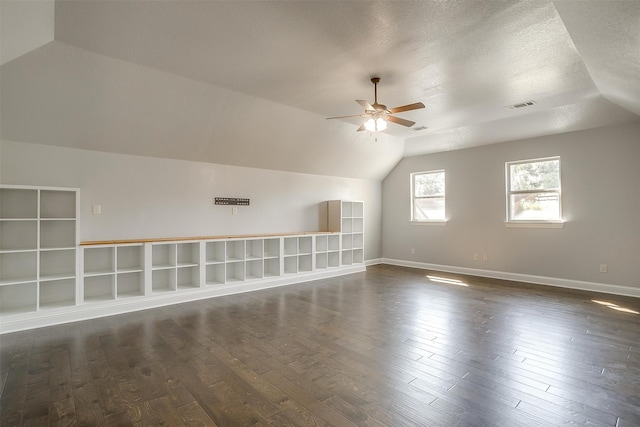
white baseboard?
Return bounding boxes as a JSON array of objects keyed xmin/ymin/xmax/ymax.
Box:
[
  {"xmin": 0, "ymin": 265, "xmax": 366, "ymax": 334},
  {"xmin": 381, "ymin": 258, "xmax": 640, "ymax": 298}
]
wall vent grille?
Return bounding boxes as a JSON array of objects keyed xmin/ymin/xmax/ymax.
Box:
[{"xmin": 506, "ymin": 100, "xmax": 536, "ymax": 110}]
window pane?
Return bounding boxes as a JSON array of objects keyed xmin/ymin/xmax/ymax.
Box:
[
  {"xmin": 414, "ymin": 172, "xmax": 444, "ymax": 197},
  {"xmin": 510, "ymin": 160, "xmax": 559, "ymax": 192},
  {"xmin": 509, "ymin": 192, "xmax": 560, "ymax": 220},
  {"xmin": 414, "ymin": 197, "xmax": 445, "ymax": 220}
]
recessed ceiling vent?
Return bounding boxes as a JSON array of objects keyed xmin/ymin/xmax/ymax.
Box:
[
  {"xmin": 412, "ymin": 126, "xmax": 429, "ymax": 131},
  {"xmin": 506, "ymin": 100, "xmax": 536, "ymax": 110}
]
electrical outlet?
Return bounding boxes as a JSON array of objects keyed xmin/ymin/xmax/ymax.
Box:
[
  {"xmin": 232, "ymin": 207, "xmax": 238, "ymax": 215},
  {"xmin": 473, "ymin": 254, "xmax": 479, "ymax": 261},
  {"xmin": 483, "ymin": 254, "xmax": 488, "ymax": 262},
  {"xmin": 600, "ymin": 264, "xmax": 608, "ymax": 273},
  {"xmin": 411, "ymin": 248, "xmax": 415, "ymax": 254},
  {"xmin": 92, "ymin": 204, "xmax": 102, "ymax": 215}
]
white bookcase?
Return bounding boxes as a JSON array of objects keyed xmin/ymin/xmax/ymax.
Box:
[
  {"xmin": 0, "ymin": 185, "xmax": 79, "ymax": 315},
  {"xmin": 0, "ymin": 197, "xmax": 364, "ymax": 333},
  {"xmin": 327, "ymin": 200, "xmax": 364, "ymax": 266}
]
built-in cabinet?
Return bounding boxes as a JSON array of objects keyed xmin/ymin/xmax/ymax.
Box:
[
  {"xmin": 328, "ymin": 200, "xmax": 364, "ymax": 266},
  {"xmin": 0, "ymin": 192, "xmax": 364, "ymax": 333},
  {"xmin": 0, "ymin": 185, "xmax": 79, "ymax": 315}
]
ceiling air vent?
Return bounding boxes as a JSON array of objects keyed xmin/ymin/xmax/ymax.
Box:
[
  {"xmin": 412, "ymin": 126, "xmax": 429, "ymax": 131},
  {"xmin": 506, "ymin": 100, "xmax": 536, "ymax": 110}
]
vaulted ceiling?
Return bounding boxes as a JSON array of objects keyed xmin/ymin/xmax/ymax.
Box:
[{"xmin": 1, "ymin": 1, "xmax": 639, "ymax": 180}]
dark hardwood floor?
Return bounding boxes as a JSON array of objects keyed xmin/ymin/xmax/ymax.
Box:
[{"xmin": 2, "ymin": 264, "xmax": 640, "ymax": 426}]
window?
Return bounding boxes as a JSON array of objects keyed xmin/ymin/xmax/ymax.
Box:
[
  {"xmin": 411, "ymin": 170, "xmax": 445, "ymax": 222},
  {"xmin": 506, "ymin": 157, "xmax": 561, "ymax": 223}
]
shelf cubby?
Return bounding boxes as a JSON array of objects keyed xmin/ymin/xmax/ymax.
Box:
[
  {"xmin": 353, "ymin": 249, "xmax": 364, "ymax": 264},
  {"xmin": 284, "ymin": 256, "xmax": 297, "ymax": 274},
  {"xmin": 206, "ymin": 264, "xmax": 225, "ymax": 285},
  {"xmin": 246, "ymin": 259, "xmax": 263, "ymax": 280},
  {"xmin": 246, "ymin": 239, "xmax": 263, "ymax": 260},
  {"xmin": 316, "ymin": 252, "xmax": 328, "ymax": 269},
  {"xmin": 226, "ymin": 261, "xmax": 245, "ymax": 282},
  {"xmin": 342, "ymin": 250, "xmax": 353, "ymax": 266},
  {"xmin": 328, "ymin": 251, "xmax": 340, "ymax": 268},
  {"xmin": 342, "ymin": 234, "xmax": 353, "ymax": 250},
  {"xmin": 353, "ymin": 218, "xmax": 364, "ymax": 233},
  {"xmin": 352, "ymin": 202, "xmax": 364, "ymax": 218},
  {"xmin": 353, "ymin": 233, "xmax": 364, "ymax": 249},
  {"xmin": 152, "ymin": 269, "xmax": 176, "ymax": 293},
  {"xmin": 264, "ymin": 258, "xmax": 280, "ymax": 277},
  {"xmin": 1, "ymin": 248, "xmax": 37, "ymax": 286},
  {"xmin": 284, "ymin": 237, "xmax": 298, "ymax": 256},
  {"xmin": 117, "ymin": 272, "xmax": 144, "ymax": 298},
  {"xmin": 328, "ymin": 235, "xmax": 340, "ymax": 251},
  {"xmin": 0, "ymin": 220, "xmax": 37, "ymax": 251},
  {"xmin": 226, "ymin": 241, "xmax": 245, "ymax": 262},
  {"xmin": 117, "ymin": 245, "xmax": 144, "ymax": 272},
  {"xmin": 315, "ymin": 235, "xmax": 327, "ymax": 252},
  {"xmin": 40, "ymin": 278, "xmax": 76, "ymax": 309},
  {"xmin": 298, "ymin": 254, "xmax": 312, "ymax": 272},
  {"xmin": 264, "ymin": 238, "xmax": 280, "ymax": 258},
  {"xmin": 40, "ymin": 190, "xmax": 76, "ymax": 219},
  {"xmin": 0, "ymin": 282, "xmax": 37, "ymax": 314},
  {"xmin": 84, "ymin": 246, "xmax": 115, "ymax": 276},
  {"xmin": 40, "ymin": 220, "xmax": 76, "ymax": 249},
  {"xmin": 84, "ymin": 275, "xmax": 115, "ymax": 302},
  {"xmin": 177, "ymin": 266, "xmax": 199, "ymax": 290},
  {"xmin": 0, "ymin": 188, "xmax": 38, "ymax": 219},
  {"xmin": 206, "ymin": 241, "xmax": 226, "ymax": 263},
  {"xmin": 341, "ymin": 202, "xmax": 353, "ymax": 218},
  {"xmin": 177, "ymin": 242, "xmax": 199, "ymax": 267},
  {"xmin": 152, "ymin": 244, "xmax": 176, "ymax": 269},
  {"xmin": 40, "ymin": 249, "xmax": 76, "ymax": 281},
  {"xmin": 299, "ymin": 237, "xmax": 312, "ymax": 255},
  {"xmin": 342, "ymin": 218, "xmax": 352, "ymax": 233}
]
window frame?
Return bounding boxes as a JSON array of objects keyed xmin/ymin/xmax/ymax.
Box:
[
  {"xmin": 505, "ymin": 156, "xmax": 563, "ymax": 228},
  {"xmin": 410, "ymin": 169, "xmax": 446, "ymax": 225}
]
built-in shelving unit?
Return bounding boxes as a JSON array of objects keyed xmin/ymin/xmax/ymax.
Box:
[
  {"xmin": 0, "ymin": 185, "xmax": 79, "ymax": 316},
  {"xmin": 328, "ymin": 200, "xmax": 364, "ymax": 266},
  {"xmin": 0, "ymin": 197, "xmax": 364, "ymax": 333}
]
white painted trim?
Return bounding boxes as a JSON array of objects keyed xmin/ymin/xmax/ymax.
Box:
[
  {"xmin": 505, "ymin": 221, "xmax": 564, "ymax": 229},
  {"xmin": 410, "ymin": 220, "xmax": 447, "ymax": 226},
  {"xmin": 381, "ymin": 258, "xmax": 640, "ymax": 298},
  {"xmin": 0, "ymin": 264, "xmax": 365, "ymax": 334},
  {"xmin": 365, "ymin": 258, "xmax": 384, "ymax": 266}
]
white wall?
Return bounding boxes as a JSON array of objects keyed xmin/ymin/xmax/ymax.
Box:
[
  {"xmin": 382, "ymin": 122, "xmax": 640, "ymax": 289},
  {"xmin": 0, "ymin": 140, "xmax": 382, "ymax": 259}
]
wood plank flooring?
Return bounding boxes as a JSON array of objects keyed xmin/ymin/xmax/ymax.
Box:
[{"xmin": 2, "ymin": 264, "xmax": 640, "ymax": 426}]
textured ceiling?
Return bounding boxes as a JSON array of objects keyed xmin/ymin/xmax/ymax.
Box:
[{"xmin": 1, "ymin": 0, "xmax": 639, "ymax": 180}]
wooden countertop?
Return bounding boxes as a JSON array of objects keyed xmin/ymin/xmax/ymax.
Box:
[{"xmin": 80, "ymin": 231, "xmax": 338, "ymax": 246}]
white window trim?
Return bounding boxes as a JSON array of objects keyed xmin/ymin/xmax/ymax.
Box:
[
  {"xmin": 505, "ymin": 156, "xmax": 563, "ymax": 226},
  {"xmin": 411, "ymin": 170, "xmax": 446, "ymax": 224}
]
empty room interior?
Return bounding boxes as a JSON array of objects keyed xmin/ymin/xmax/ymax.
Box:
[{"xmin": 1, "ymin": 1, "xmax": 640, "ymax": 426}]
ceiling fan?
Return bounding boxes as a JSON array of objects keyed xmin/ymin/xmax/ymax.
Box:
[{"xmin": 327, "ymin": 77, "xmax": 425, "ymax": 132}]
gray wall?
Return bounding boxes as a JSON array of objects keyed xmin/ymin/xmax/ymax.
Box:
[
  {"xmin": 382, "ymin": 122, "xmax": 640, "ymax": 288},
  {"xmin": 1, "ymin": 140, "xmax": 382, "ymax": 260}
]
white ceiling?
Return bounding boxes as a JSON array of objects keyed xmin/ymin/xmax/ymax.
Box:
[{"xmin": 1, "ymin": 0, "xmax": 639, "ymax": 180}]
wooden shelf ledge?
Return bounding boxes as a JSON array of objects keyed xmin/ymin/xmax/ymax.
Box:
[{"xmin": 80, "ymin": 231, "xmax": 338, "ymax": 246}]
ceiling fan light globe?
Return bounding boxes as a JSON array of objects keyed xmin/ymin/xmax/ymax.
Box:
[{"xmin": 364, "ymin": 117, "xmax": 387, "ymax": 132}]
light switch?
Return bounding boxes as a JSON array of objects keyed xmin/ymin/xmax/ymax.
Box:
[{"xmin": 93, "ymin": 204, "xmax": 102, "ymax": 215}]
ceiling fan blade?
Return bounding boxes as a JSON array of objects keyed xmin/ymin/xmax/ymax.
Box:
[
  {"xmin": 356, "ymin": 123, "xmax": 366, "ymax": 132},
  {"xmin": 387, "ymin": 115, "xmax": 416, "ymax": 127},
  {"xmin": 388, "ymin": 102, "xmax": 425, "ymax": 114},
  {"xmin": 356, "ymin": 99, "xmax": 375, "ymax": 111},
  {"xmin": 326, "ymin": 114, "xmax": 367, "ymax": 120}
]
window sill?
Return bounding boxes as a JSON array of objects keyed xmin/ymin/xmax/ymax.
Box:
[
  {"xmin": 505, "ymin": 221, "xmax": 564, "ymax": 229},
  {"xmin": 410, "ymin": 220, "xmax": 447, "ymax": 226}
]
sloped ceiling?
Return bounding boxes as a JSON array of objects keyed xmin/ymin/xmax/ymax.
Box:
[{"xmin": 1, "ymin": 0, "xmax": 638, "ymax": 180}]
